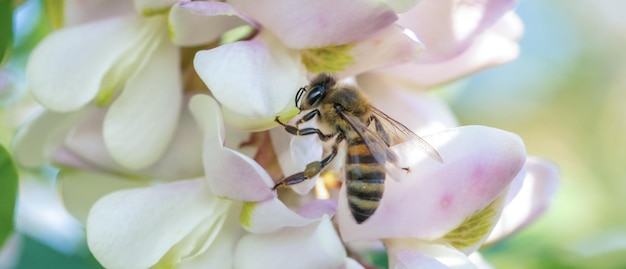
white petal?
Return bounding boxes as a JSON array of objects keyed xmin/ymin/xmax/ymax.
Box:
[
  {"xmin": 194, "ymin": 31, "xmax": 306, "ymax": 130},
  {"xmin": 57, "ymin": 169, "xmax": 150, "ymax": 224},
  {"xmin": 469, "ymin": 253, "xmax": 495, "ymax": 269},
  {"xmin": 178, "ymin": 203, "xmax": 243, "ymax": 269},
  {"xmin": 234, "ymin": 215, "xmax": 346, "ymax": 269},
  {"xmin": 169, "ymin": 1, "xmax": 248, "ymax": 46},
  {"xmin": 394, "ymin": 249, "xmax": 448, "ymax": 269},
  {"xmin": 87, "ymin": 179, "xmax": 229, "ymax": 269},
  {"xmin": 189, "ymin": 94, "xmax": 275, "ymax": 201},
  {"xmin": 133, "ymin": 0, "xmax": 176, "ymax": 15},
  {"xmin": 103, "ymin": 31, "xmax": 182, "ymax": 170},
  {"xmin": 138, "ymin": 98, "xmax": 204, "ymax": 178},
  {"xmin": 27, "ymin": 16, "xmax": 148, "ymax": 112},
  {"xmin": 387, "ymin": 243, "xmax": 477, "ymax": 269},
  {"xmin": 242, "ymin": 198, "xmax": 336, "ymax": 234}
]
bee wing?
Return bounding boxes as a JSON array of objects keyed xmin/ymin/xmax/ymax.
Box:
[
  {"xmin": 338, "ymin": 109, "xmax": 404, "ymax": 180},
  {"xmin": 370, "ymin": 106, "xmax": 443, "ymax": 163}
]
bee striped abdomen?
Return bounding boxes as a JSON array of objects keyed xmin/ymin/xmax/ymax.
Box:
[{"xmin": 345, "ymin": 137, "xmax": 385, "ymax": 224}]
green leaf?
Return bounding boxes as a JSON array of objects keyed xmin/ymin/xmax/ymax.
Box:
[
  {"xmin": 0, "ymin": 144, "xmax": 18, "ymax": 247},
  {"xmin": 0, "ymin": 0, "xmax": 14, "ymax": 63}
]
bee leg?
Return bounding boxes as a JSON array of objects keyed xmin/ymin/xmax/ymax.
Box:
[
  {"xmin": 275, "ymin": 114, "xmax": 334, "ymax": 141},
  {"xmin": 271, "ymin": 172, "xmax": 306, "ymax": 190},
  {"xmin": 272, "ymin": 135, "xmax": 344, "ymax": 190}
]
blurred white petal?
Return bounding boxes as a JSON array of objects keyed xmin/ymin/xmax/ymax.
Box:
[{"xmin": 103, "ymin": 29, "xmax": 182, "ymax": 170}]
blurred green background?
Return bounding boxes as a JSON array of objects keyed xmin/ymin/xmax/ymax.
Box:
[{"xmin": 1, "ymin": 0, "xmax": 625, "ymax": 268}]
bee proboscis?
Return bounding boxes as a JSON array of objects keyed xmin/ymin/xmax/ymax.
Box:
[{"xmin": 273, "ymin": 73, "xmax": 443, "ymax": 224}]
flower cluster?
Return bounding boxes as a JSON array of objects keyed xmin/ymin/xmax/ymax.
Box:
[{"xmin": 14, "ymin": 0, "xmax": 558, "ymax": 268}]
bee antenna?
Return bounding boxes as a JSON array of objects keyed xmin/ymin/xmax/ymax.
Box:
[{"xmin": 295, "ymin": 87, "xmax": 306, "ymax": 107}]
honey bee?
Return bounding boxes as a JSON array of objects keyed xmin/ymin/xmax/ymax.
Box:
[{"xmin": 273, "ymin": 73, "xmax": 443, "ymax": 224}]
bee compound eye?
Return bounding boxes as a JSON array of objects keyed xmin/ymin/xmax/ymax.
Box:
[{"xmin": 306, "ymin": 85, "xmax": 325, "ymax": 106}]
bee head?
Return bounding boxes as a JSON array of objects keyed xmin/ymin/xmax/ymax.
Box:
[{"xmin": 296, "ymin": 73, "xmax": 335, "ymax": 110}]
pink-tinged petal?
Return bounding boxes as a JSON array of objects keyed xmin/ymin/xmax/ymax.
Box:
[
  {"xmin": 374, "ymin": 12, "xmax": 522, "ymax": 89},
  {"xmin": 242, "ymin": 198, "xmax": 337, "ymax": 234},
  {"xmin": 228, "ymin": 0, "xmax": 397, "ymax": 49},
  {"xmin": 133, "ymin": 0, "xmax": 176, "ymax": 15},
  {"xmin": 234, "ymin": 215, "xmax": 346, "ymax": 269},
  {"xmin": 169, "ymin": 1, "xmax": 248, "ymax": 46},
  {"xmin": 488, "ymin": 11, "xmax": 524, "ymax": 41},
  {"xmin": 87, "ymin": 179, "xmax": 232, "ymax": 269},
  {"xmin": 57, "ymin": 169, "xmax": 150, "ymax": 224},
  {"xmin": 336, "ymin": 25, "xmax": 424, "ymax": 78},
  {"xmin": 339, "ymin": 126, "xmax": 526, "ymax": 241},
  {"xmin": 27, "ymin": 16, "xmax": 147, "ymax": 112},
  {"xmin": 189, "ymin": 94, "xmax": 275, "ymax": 201},
  {"xmin": 386, "ymin": 243, "xmax": 477, "ymax": 269},
  {"xmin": 103, "ymin": 32, "xmax": 182, "ymax": 170},
  {"xmin": 398, "ymin": 0, "xmax": 518, "ymax": 63},
  {"xmin": 394, "ymin": 249, "xmax": 448, "ymax": 269},
  {"xmin": 486, "ymin": 157, "xmax": 559, "ymax": 243},
  {"xmin": 63, "ymin": 0, "xmax": 134, "ymax": 26},
  {"xmin": 357, "ymin": 72, "xmax": 458, "ymax": 135},
  {"xmin": 194, "ymin": 32, "xmax": 306, "ymax": 130}
]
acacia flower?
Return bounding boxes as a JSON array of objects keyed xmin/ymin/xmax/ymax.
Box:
[
  {"xmin": 194, "ymin": 0, "xmax": 426, "ymax": 130},
  {"xmin": 23, "ymin": 0, "xmax": 247, "ymax": 170},
  {"xmin": 12, "ymin": 0, "xmax": 559, "ymax": 268}
]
